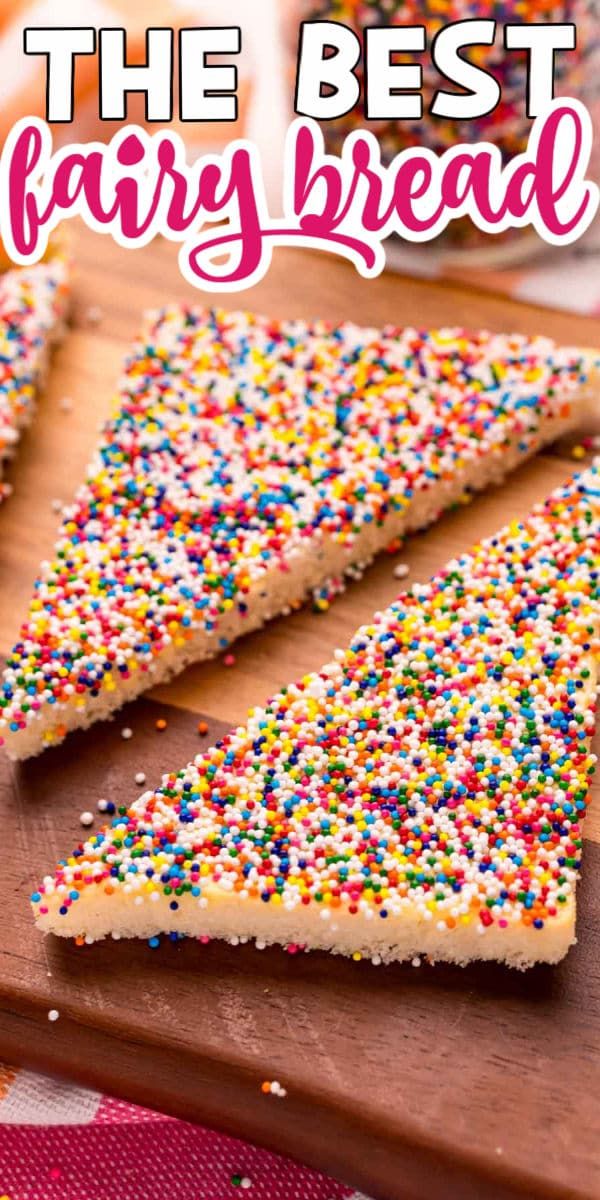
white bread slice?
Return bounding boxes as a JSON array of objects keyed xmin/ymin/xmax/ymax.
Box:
[
  {"xmin": 2, "ymin": 310, "xmax": 599, "ymax": 759},
  {"xmin": 0, "ymin": 253, "xmax": 70, "ymax": 499},
  {"xmin": 33, "ymin": 462, "xmax": 600, "ymax": 967}
]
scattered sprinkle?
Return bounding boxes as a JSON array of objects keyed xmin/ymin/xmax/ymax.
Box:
[
  {"xmin": 0, "ymin": 256, "xmax": 68, "ymax": 510},
  {"xmin": 79, "ymin": 811, "xmax": 94, "ymax": 827},
  {"xmin": 259, "ymin": 1079, "xmax": 287, "ymax": 1098},
  {"xmin": 121, "ymin": 727, "xmax": 133, "ymax": 740},
  {"xmin": 135, "ymin": 771, "xmax": 146, "ymax": 785},
  {"xmin": 231, "ymin": 1174, "xmax": 253, "ymax": 1190},
  {"xmin": 223, "ymin": 653, "xmax": 236, "ymax": 668},
  {"xmin": 47, "ymin": 1009, "xmax": 59, "ymax": 1022},
  {"xmin": 393, "ymin": 562, "xmax": 410, "ymax": 580},
  {"xmin": 155, "ymin": 718, "xmax": 168, "ymax": 732}
]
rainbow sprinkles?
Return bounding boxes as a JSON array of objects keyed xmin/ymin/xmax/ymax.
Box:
[
  {"xmin": 33, "ymin": 463, "xmax": 600, "ymax": 966},
  {"xmin": 1, "ymin": 307, "xmax": 599, "ymax": 759}
]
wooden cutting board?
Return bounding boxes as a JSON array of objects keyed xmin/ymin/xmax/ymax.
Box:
[{"xmin": 0, "ymin": 224, "xmax": 599, "ymax": 1200}]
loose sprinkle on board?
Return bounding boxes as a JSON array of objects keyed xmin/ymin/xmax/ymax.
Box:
[{"xmin": 393, "ymin": 562, "xmax": 410, "ymax": 580}]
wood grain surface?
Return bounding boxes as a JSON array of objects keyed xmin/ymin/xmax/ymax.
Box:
[{"xmin": 0, "ymin": 223, "xmax": 599, "ymax": 1200}]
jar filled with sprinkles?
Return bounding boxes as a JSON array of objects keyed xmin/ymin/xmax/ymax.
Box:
[{"xmin": 287, "ymin": 0, "xmax": 600, "ymax": 265}]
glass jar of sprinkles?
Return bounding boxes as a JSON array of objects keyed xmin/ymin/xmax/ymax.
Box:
[{"xmin": 286, "ymin": 0, "xmax": 600, "ymax": 267}]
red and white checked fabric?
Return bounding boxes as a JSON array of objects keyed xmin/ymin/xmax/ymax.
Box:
[{"xmin": 0, "ymin": 1066, "xmax": 370, "ymax": 1200}]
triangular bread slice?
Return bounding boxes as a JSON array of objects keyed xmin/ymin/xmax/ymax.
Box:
[
  {"xmin": 33, "ymin": 462, "xmax": 600, "ymax": 967},
  {"xmin": 0, "ymin": 253, "xmax": 70, "ymax": 500},
  {"xmin": 3, "ymin": 309, "xmax": 599, "ymax": 759}
]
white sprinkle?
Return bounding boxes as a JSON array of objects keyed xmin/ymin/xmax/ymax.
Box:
[
  {"xmin": 411, "ymin": 956, "xmax": 421, "ymax": 967},
  {"xmin": 47, "ymin": 1009, "xmax": 59, "ymax": 1022},
  {"xmin": 240, "ymin": 1178, "xmax": 252, "ymax": 1190},
  {"xmin": 86, "ymin": 305, "xmax": 103, "ymax": 325},
  {"xmin": 135, "ymin": 771, "xmax": 146, "ymax": 785},
  {"xmin": 98, "ymin": 799, "xmax": 109, "ymax": 812},
  {"xmin": 121, "ymin": 727, "xmax": 133, "ymax": 740},
  {"xmin": 393, "ymin": 562, "xmax": 410, "ymax": 580},
  {"xmin": 79, "ymin": 811, "xmax": 94, "ymax": 827}
]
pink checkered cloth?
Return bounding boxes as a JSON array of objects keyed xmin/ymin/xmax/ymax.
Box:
[{"xmin": 0, "ymin": 1066, "xmax": 368, "ymax": 1200}]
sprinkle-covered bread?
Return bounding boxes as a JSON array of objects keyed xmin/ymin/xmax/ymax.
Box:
[
  {"xmin": 0, "ymin": 254, "xmax": 69, "ymax": 499},
  {"xmin": 3, "ymin": 308, "xmax": 599, "ymax": 759},
  {"xmin": 33, "ymin": 463, "xmax": 600, "ymax": 967}
]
